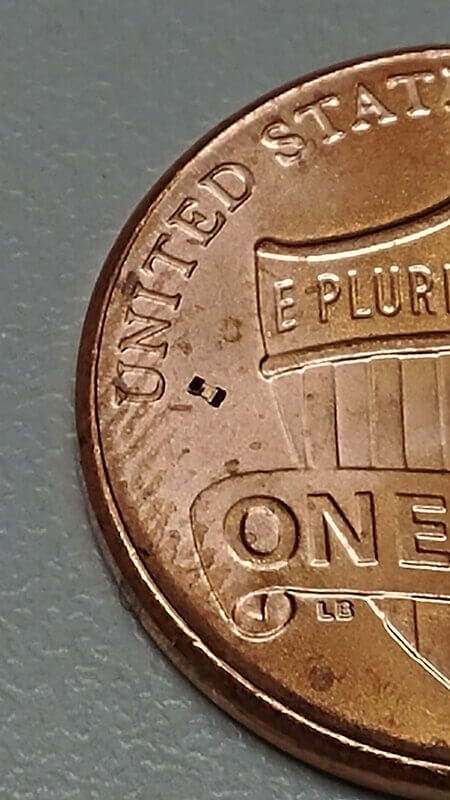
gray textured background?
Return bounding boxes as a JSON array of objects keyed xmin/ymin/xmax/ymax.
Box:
[{"xmin": 1, "ymin": 2, "xmax": 448, "ymax": 798}]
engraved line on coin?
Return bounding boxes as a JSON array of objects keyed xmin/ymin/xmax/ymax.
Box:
[
  {"xmin": 258, "ymin": 200, "xmax": 450, "ymax": 261},
  {"xmin": 368, "ymin": 598, "xmax": 450, "ymax": 692},
  {"xmin": 231, "ymin": 587, "xmax": 450, "ymax": 691},
  {"xmin": 261, "ymin": 342, "xmax": 450, "ymax": 380}
]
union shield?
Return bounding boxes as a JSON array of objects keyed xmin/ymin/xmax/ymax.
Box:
[{"xmin": 192, "ymin": 201, "xmax": 450, "ymax": 690}]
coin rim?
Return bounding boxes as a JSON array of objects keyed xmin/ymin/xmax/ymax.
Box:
[{"xmin": 76, "ymin": 46, "xmax": 450, "ymax": 799}]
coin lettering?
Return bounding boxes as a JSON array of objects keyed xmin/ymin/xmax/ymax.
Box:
[
  {"xmin": 113, "ymin": 160, "xmax": 254, "ymax": 403},
  {"xmin": 260, "ymin": 63, "xmax": 450, "ymax": 167}
]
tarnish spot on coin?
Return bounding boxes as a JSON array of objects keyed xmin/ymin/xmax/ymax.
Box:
[
  {"xmin": 219, "ymin": 316, "xmax": 242, "ymax": 344},
  {"xmin": 175, "ymin": 338, "xmax": 193, "ymax": 355},
  {"xmin": 309, "ymin": 664, "xmax": 336, "ymax": 693},
  {"xmin": 224, "ymin": 458, "xmax": 240, "ymax": 474},
  {"xmin": 121, "ymin": 270, "xmax": 139, "ymax": 297},
  {"xmin": 241, "ymin": 505, "xmax": 280, "ymax": 555}
]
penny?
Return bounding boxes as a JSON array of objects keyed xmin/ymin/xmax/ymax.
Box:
[{"xmin": 76, "ymin": 48, "xmax": 450, "ymax": 799}]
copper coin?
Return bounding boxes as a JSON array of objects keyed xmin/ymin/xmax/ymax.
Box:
[{"xmin": 76, "ymin": 48, "xmax": 450, "ymax": 799}]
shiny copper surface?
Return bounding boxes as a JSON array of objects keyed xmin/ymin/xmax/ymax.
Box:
[{"xmin": 76, "ymin": 48, "xmax": 450, "ymax": 799}]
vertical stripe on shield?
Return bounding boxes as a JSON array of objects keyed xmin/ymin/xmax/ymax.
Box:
[
  {"xmin": 273, "ymin": 369, "xmax": 306, "ymax": 467},
  {"xmin": 335, "ymin": 361, "xmax": 371, "ymax": 467},
  {"xmin": 437, "ymin": 353, "xmax": 450, "ymax": 470},
  {"xmin": 402, "ymin": 357, "xmax": 443, "ymax": 470},
  {"xmin": 303, "ymin": 364, "xmax": 338, "ymax": 468},
  {"xmin": 369, "ymin": 357, "xmax": 404, "ymax": 469}
]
